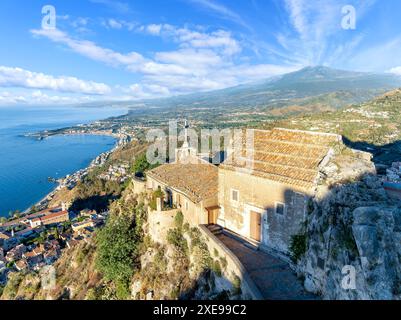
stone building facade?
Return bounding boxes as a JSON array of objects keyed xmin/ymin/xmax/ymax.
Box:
[{"xmin": 146, "ymin": 127, "xmax": 342, "ymax": 255}]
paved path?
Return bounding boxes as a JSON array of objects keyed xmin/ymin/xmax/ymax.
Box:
[{"xmin": 216, "ymin": 233, "xmax": 318, "ymax": 300}]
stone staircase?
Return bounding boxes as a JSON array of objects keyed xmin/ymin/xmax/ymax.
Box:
[
  {"xmin": 207, "ymin": 224, "xmax": 223, "ymax": 236},
  {"xmin": 207, "ymin": 224, "xmax": 260, "ymax": 251}
]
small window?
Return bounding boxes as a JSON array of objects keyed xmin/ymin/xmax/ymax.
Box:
[
  {"xmin": 185, "ymin": 200, "xmax": 189, "ymax": 211},
  {"xmin": 275, "ymin": 202, "xmax": 285, "ymax": 215},
  {"xmin": 231, "ymin": 189, "xmax": 239, "ymax": 202}
]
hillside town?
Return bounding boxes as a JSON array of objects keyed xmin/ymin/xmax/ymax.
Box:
[{"xmin": 0, "ymin": 204, "xmax": 107, "ymax": 286}]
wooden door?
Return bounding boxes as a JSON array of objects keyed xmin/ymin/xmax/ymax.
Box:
[
  {"xmin": 208, "ymin": 209, "xmax": 219, "ymax": 225},
  {"xmin": 250, "ymin": 211, "xmax": 261, "ymax": 242}
]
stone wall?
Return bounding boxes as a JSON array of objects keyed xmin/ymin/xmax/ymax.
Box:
[
  {"xmin": 218, "ymin": 168, "xmax": 308, "ymax": 254},
  {"xmin": 198, "ymin": 225, "xmax": 264, "ymax": 300},
  {"xmin": 146, "ymin": 208, "xmax": 177, "ymax": 244},
  {"xmin": 132, "ymin": 178, "xmax": 146, "ymax": 195},
  {"xmin": 146, "ymin": 175, "xmax": 215, "ymax": 226}
]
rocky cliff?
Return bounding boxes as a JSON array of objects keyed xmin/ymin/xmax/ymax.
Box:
[
  {"xmin": 297, "ymin": 148, "xmax": 401, "ymax": 299},
  {"xmin": 1, "ymin": 185, "xmax": 242, "ymax": 300}
]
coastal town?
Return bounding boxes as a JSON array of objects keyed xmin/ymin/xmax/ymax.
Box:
[
  {"xmin": 0, "ymin": 202, "xmax": 108, "ymax": 286},
  {"xmin": 0, "ymin": 132, "xmax": 133, "ymax": 287}
]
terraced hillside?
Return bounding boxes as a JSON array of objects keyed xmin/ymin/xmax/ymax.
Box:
[
  {"xmin": 265, "ymin": 89, "xmax": 401, "ymax": 165},
  {"xmin": 268, "ymin": 89, "xmax": 401, "ymax": 145}
]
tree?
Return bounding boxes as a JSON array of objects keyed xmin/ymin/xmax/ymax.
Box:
[
  {"xmin": 30, "ymin": 205, "xmax": 39, "ymax": 214},
  {"xmin": 8, "ymin": 210, "xmax": 21, "ymax": 219},
  {"xmin": 131, "ymin": 153, "xmax": 160, "ymax": 176},
  {"xmin": 131, "ymin": 154, "xmax": 150, "ymax": 175},
  {"xmin": 95, "ymin": 215, "xmax": 139, "ymax": 297}
]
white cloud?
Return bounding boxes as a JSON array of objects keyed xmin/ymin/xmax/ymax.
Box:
[
  {"xmin": 0, "ymin": 90, "xmax": 100, "ymax": 106},
  {"xmin": 139, "ymin": 24, "xmax": 241, "ymax": 56},
  {"xmin": 155, "ymin": 49, "xmax": 222, "ymax": 69},
  {"xmin": 126, "ymin": 83, "xmax": 171, "ymax": 99},
  {"xmin": 103, "ymin": 19, "xmax": 137, "ymax": 31},
  {"xmin": 0, "ymin": 66, "xmax": 111, "ymax": 95},
  {"xmin": 146, "ymin": 24, "xmax": 162, "ymax": 35},
  {"xmin": 71, "ymin": 17, "xmax": 89, "ymax": 28},
  {"xmin": 389, "ymin": 66, "xmax": 401, "ymax": 75},
  {"xmin": 31, "ymin": 26, "xmax": 296, "ymax": 99},
  {"xmin": 284, "ymin": 0, "xmax": 308, "ymax": 38},
  {"xmin": 280, "ymin": 0, "xmax": 377, "ymax": 67},
  {"xmin": 31, "ymin": 28, "xmax": 144, "ymax": 67},
  {"xmin": 189, "ymin": 0, "xmax": 250, "ymax": 29},
  {"xmin": 108, "ymin": 19, "xmax": 123, "ymax": 29}
]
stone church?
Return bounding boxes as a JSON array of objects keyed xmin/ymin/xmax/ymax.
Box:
[{"xmin": 146, "ymin": 124, "xmax": 342, "ymax": 255}]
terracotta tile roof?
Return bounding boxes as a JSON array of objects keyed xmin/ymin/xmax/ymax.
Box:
[
  {"xmin": 221, "ymin": 128, "xmax": 342, "ymax": 190},
  {"xmin": 15, "ymin": 259, "xmax": 28, "ymax": 271},
  {"xmin": 147, "ymin": 163, "xmax": 218, "ymax": 203},
  {"xmin": 24, "ymin": 251, "xmax": 38, "ymax": 258},
  {"xmin": 41, "ymin": 210, "xmax": 68, "ymax": 221},
  {"xmin": 33, "ymin": 246, "xmax": 45, "ymax": 255},
  {"xmin": 0, "ymin": 232, "xmax": 11, "ymax": 240}
]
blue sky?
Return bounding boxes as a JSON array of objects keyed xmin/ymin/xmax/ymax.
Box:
[{"xmin": 1, "ymin": 0, "xmax": 401, "ymax": 105}]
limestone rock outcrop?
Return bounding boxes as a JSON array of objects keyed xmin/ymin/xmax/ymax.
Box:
[{"xmin": 298, "ymin": 151, "xmax": 401, "ymax": 300}]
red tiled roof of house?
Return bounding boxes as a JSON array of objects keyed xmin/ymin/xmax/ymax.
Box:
[
  {"xmin": 147, "ymin": 162, "xmax": 218, "ymax": 203},
  {"xmin": 0, "ymin": 232, "xmax": 11, "ymax": 240},
  {"xmin": 32, "ymin": 245, "xmax": 45, "ymax": 255},
  {"xmin": 23, "ymin": 251, "xmax": 37, "ymax": 258},
  {"xmin": 41, "ymin": 210, "xmax": 68, "ymax": 221},
  {"xmin": 15, "ymin": 259, "xmax": 28, "ymax": 270}
]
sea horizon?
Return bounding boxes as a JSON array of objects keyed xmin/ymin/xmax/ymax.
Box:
[{"xmin": 0, "ymin": 105, "xmax": 128, "ymax": 217}]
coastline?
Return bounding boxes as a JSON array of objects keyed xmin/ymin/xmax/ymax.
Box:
[{"xmin": 21, "ymin": 132, "xmax": 131, "ymax": 215}]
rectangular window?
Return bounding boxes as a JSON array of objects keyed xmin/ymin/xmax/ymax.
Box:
[
  {"xmin": 275, "ymin": 202, "xmax": 285, "ymax": 215},
  {"xmin": 231, "ymin": 189, "xmax": 239, "ymax": 202},
  {"xmin": 185, "ymin": 200, "xmax": 189, "ymax": 211}
]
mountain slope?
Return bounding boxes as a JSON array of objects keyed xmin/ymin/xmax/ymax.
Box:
[
  {"xmin": 125, "ymin": 66, "xmax": 401, "ymax": 113},
  {"xmin": 267, "ymin": 88, "xmax": 401, "ymax": 165}
]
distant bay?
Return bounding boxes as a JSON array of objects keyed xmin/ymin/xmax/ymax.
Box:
[{"xmin": 0, "ymin": 105, "xmax": 128, "ymax": 217}]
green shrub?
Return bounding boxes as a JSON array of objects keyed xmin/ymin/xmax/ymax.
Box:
[
  {"xmin": 167, "ymin": 228, "xmax": 188, "ymax": 254},
  {"xmin": 183, "ymin": 222, "xmax": 190, "ymax": 233},
  {"xmin": 289, "ymin": 233, "xmax": 308, "ymax": 263},
  {"xmin": 130, "ymin": 153, "xmax": 160, "ymax": 175},
  {"xmin": 213, "ymin": 248, "xmax": 219, "ymax": 257},
  {"xmin": 170, "ymin": 287, "xmax": 180, "ymax": 300},
  {"xmin": 149, "ymin": 188, "xmax": 164, "ymax": 211},
  {"xmin": 211, "ymin": 260, "xmax": 222, "ymax": 277},
  {"xmin": 339, "ymin": 227, "xmax": 358, "ymax": 255},
  {"xmin": 85, "ymin": 287, "xmax": 104, "ymax": 300},
  {"xmin": 219, "ymin": 257, "xmax": 228, "ymax": 270},
  {"xmin": 231, "ymin": 274, "xmax": 242, "ymax": 296},
  {"xmin": 115, "ymin": 279, "xmax": 131, "ymax": 300},
  {"xmin": 174, "ymin": 211, "xmax": 184, "ymax": 229},
  {"xmin": 95, "ymin": 215, "xmax": 139, "ymax": 284}
]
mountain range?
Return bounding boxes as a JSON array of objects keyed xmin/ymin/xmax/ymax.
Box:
[{"xmin": 121, "ymin": 66, "xmax": 401, "ymax": 114}]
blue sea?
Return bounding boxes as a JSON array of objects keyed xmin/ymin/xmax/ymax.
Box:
[{"xmin": 0, "ymin": 105, "xmax": 128, "ymax": 217}]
